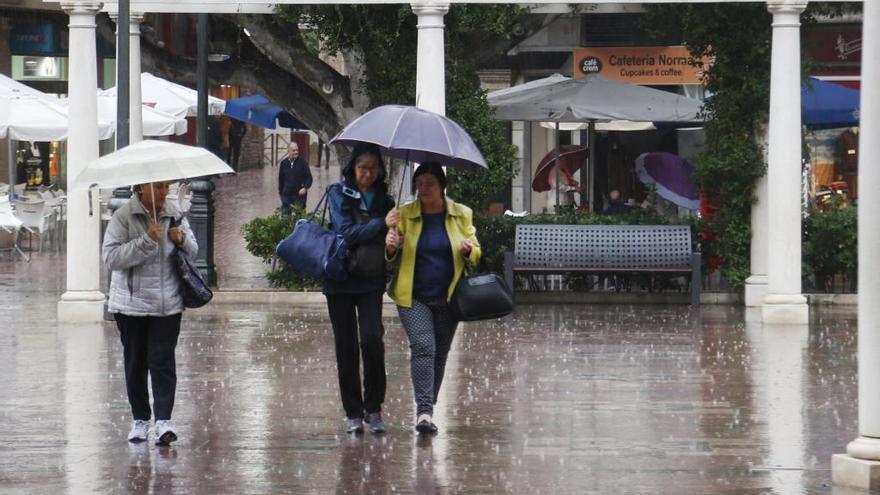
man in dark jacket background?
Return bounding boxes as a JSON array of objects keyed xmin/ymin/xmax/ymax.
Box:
[{"xmin": 278, "ymin": 142, "xmax": 312, "ymax": 215}]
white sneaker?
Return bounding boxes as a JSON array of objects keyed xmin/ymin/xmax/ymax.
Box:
[
  {"xmin": 155, "ymin": 420, "xmax": 178, "ymax": 446},
  {"xmin": 127, "ymin": 420, "xmax": 150, "ymax": 443}
]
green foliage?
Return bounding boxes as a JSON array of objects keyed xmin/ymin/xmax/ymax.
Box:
[
  {"xmin": 286, "ymin": 4, "xmax": 525, "ymax": 211},
  {"xmin": 640, "ymin": 3, "xmax": 857, "ymax": 287},
  {"xmin": 803, "ymin": 205, "xmax": 857, "ymax": 290},
  {"xmin": 445, "ymin": 78, "xmax": 518, "ymax": 211},
  {"xmin": 641, "ymin": 4, "xmax": 769, "ymax": 288},
  {"xmin": 240, "ymin": 206, "xmax": 321, "ymax": 290}
]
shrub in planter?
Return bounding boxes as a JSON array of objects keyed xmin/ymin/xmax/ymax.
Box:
[{"xmin": 241, "ymin": 205, "xmax": 321, "ymax": 290}]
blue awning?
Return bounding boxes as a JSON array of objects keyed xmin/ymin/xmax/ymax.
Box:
[
  {"xmin": 224, "ymin": 94, "xmax": 308, "ymax": 130},
  {"xmin": 802, "ymin": 77, "xmax": 860, "ymax": 128}
]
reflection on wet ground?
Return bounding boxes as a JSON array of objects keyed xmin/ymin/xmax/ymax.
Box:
[{"xmin": 0, "ymin": 287, "xmax": 865, "ymax": 493}]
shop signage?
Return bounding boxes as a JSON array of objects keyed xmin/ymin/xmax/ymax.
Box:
[
  {"xmin": 573, "ymin": 46, "xmax": 709, "ymax": 85},
  {"xmin": 10, "ymin": 24, "xmax": 55, "ymax": 55}
]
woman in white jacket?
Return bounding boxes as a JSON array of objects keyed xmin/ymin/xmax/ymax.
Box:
[{"xmin": 102, "ymin": 181, "xmax": 198, "ymax": 446}]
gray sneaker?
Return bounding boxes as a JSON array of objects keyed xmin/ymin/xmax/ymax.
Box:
[
  {"xmin": 346, "ymin": 417, "xmax": 364, "ymax": 434},
  {"xmin": 365, "ymin": 412, "xmax": 386, "ymax": 434},
  {"xmin": 127, "ymin": 420, "xmax": 150, "ymax": 443},
  {"xmin": 155, "ymin": 420, "xmax": 178, "ymax": 446}
]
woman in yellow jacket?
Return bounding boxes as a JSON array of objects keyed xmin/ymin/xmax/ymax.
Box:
[{"xmin": 385, "ymin": 162, "xmax": 481, "ymax": 435}]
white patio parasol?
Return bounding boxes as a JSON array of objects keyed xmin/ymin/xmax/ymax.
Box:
[
  {"xmin": 75, "ymin": 140, "xmax": 234, "ymax": 191},
  {"xmin": 101, "ymin": 72, "xmax": 226, "ymax": 119},
  {"xmin": 58, "ymin": 93, "xmax": 188, "ymax": 137}
]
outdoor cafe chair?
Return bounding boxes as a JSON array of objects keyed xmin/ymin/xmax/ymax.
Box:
[
  {"xmin": 13, "ymin": 199, "xmax": 54, "ymax": 253},
  {"xmin": 0, "ymin": 201, "xmax": 29, "ymax": 261}
]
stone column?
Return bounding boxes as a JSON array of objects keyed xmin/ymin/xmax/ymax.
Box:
[
  {"xmin": 762, "ymin": 0, "xmax": 808, "ymax": 324},
  {"xmin": 832, "ymin": 0, "xmax": 880, "ymax": 489},
  {"xmin": 58, "ymin": 1, "xmax": 105, "ymax": 322},
  {"xmin": 412, "ymin": 2, "xmax": 449, "ymax": 116},
  {"xmin": 745, "ymin": 127, "xmax": 769, "ymax": 307}
]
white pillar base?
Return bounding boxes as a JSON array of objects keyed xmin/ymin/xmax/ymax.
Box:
[
  {"xmin": 848, "ymin": 436, "xmax": 880, "ymax": 460},
  {"xmin": 58, "ymin": 291, "xmax": 106, "ymax": 323},
  {"xmin": 762, "ymin": 294, "xmax": 809, "ymax": 324},
  {"xmin": 744, "ymin": 275, "xmax": 768, "ymax": 307},
  {"xmin": 832, "ymin": 453, "xmax": 880, "ymax": 490}
]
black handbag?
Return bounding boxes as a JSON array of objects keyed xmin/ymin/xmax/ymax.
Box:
[
  {"xmin": 449, "ymin": 267, "xmax": 514, "ymax": 322},
  {"xmin": 275, "ymin": 187, "xmax": 348, "ymax": 281},
  {"xmin": 346, "ymin": 241, "xmax": 386, "ymax": 278},
  {"xmin": 169, "ymin": 218, "xmax": 213, "ymax": 308}
]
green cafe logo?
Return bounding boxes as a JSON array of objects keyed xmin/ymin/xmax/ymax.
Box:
[{"xmin": 579, "ymin": 56, "xmax": 603, "ymax": 75}]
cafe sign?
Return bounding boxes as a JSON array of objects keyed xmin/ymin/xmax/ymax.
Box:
[{"xmin": 573, "ymin": 46, "xmax": 709, "ymax": 85}]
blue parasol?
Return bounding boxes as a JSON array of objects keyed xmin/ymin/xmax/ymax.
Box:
[
  {"xmin": 224, "ymin": 94, "xmax": 308, "ymax": 130},
  {"xmin": 801, "ymin": 77, "xmax": 860, "ymax": 128}
]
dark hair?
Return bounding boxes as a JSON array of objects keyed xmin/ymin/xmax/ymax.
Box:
[
  {"xmin": 412, "ymin": 161, "xmax": 446, "ymax": 193},
  {"xmin": 342, "ymin": 142, "xmax": 387, "ymax": 189}
]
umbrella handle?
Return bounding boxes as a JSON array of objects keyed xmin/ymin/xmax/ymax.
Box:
[
  {"xmin": 87, "ymin": 184, "xmax": 98, "ymax": 216},
  {"xmin": 396, "ymin": 160, "xmax": 410, "ymax": 208}
]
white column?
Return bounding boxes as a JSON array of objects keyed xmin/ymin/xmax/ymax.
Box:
[
  {"xmin": 833, "ymin": 0, "xmax": 880, "ymax": 489},
  {"xmin": 762, "ymin": 0, "xmax": 808, "ymax": 324},
  {"xmin": 129, "ymin": 13, "xmax": 144, "ymax": 143},
  {"xmin": 58, "ymin": 1, "xmax": 105, "ymax": 322},
  {"xmin": 745, "ymin": 127, "xmax": 770, "ymax": 307},
  {"xmin": 412, "ymin": 2, "xmax": 449, "ymax": 116}
]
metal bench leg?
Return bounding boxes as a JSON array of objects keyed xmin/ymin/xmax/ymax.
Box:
[
  {"xmin": 691, "ymin": 253, "xmax": 701, "ymax": 307},
  {"xmin": 503, "ymin": 251, "xmax": 514, "ymax": 294}
]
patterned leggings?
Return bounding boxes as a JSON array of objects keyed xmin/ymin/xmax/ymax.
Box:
[{"xmin": 397, "ymin": 298, "xmax": 458, "ymax": 417}]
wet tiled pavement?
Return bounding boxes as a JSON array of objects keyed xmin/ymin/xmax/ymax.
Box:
[
  {"xmin": 0, "ymin": 264, "xmax": 868, "ymax": 494},
  {"xmin": 0, "ymin": 164, "xmax": 871, "ymax": 494}
]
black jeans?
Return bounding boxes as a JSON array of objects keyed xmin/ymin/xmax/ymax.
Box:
[
  {"xmin": 326, "ymin": 291, "xmax": 386, "ymax": 419},
  {"xmin": 115, "ymin": 313, "xmax": 182, "ymax": 421}
]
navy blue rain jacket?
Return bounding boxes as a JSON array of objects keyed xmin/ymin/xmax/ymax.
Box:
[{"xmin": 322, "ymin": 179, "xmax": 394, "ymax": 295}]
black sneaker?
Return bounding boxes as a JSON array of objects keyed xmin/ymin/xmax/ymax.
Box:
[
  {"xmin": 415, "ymin": 419, "xmax": 438, "ymax": 435},
  {"xmin": 365, "ymin": 412, "xmax": 386, "ymax": 434}
]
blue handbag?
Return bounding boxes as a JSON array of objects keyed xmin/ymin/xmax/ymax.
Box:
[{"xmin": 275, "ymin": 187, "xmax": 348, "ymax": 281}]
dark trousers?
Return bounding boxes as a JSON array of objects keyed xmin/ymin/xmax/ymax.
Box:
[
  {"xmin": 326, "ymin": 291, "xmax": 386, "ymax": 419},
  {"xmin": 281, "ymin": 195, "xmax": 307, "ymax": 215},
  {"xmin": 115, "ymin": 313, "xmax": 182, "ymax": 421},
  {"xmin": 397, "ymin": 298, "xmax": 457, "ymax": 417}
]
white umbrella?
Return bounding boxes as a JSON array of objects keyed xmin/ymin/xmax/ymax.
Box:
[
  {"xmin": 101, "ymin": 72, "xmax": 226, "ymax": 119},
  {"xmin": 75, "ymin": 139, "xmax": 234, "ymax": 191},
  {"xmin": 57, "ymin": 93, "xmax": 188, "ymax": 137}
]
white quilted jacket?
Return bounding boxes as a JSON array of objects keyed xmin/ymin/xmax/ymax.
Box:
[{"xmin": 102, "ymin": 195, "xmax": 199, "ymax": 316}]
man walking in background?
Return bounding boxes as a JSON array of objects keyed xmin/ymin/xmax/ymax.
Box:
[{"xmin": 278, "ymin": 142, "xmax": 312, "ymax": 215}]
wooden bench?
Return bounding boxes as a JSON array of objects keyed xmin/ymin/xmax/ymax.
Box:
[{"xmin": 503, "ymin": 224, "xmax": 701, "ymax": 306}]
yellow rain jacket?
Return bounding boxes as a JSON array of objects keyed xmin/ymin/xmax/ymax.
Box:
[{"xmin": 386, "ymin": 198, "xmax": 481, "ymax": 308}]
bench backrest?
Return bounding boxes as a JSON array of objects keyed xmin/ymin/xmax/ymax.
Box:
[{"xmin": 514, "ymin": 224, "xmax": 693, "ymax": 269}]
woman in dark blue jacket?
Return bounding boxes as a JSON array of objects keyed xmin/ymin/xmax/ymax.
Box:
[{"xmin": 324, "ymin": 143, "xmax": 395, "ymax": 434}]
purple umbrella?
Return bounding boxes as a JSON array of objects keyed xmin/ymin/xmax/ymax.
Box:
[
  {"xmin": 635, "ymin": 152, "xmax": 700, "ymax": 210},
  {"xmin": 329, "ymin": 105, "xmax": 488, "ymax": 171}
]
